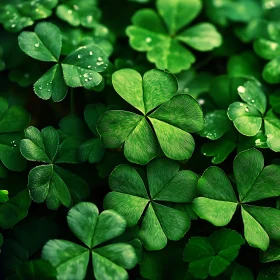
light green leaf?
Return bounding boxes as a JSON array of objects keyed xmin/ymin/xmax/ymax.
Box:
[
  {"xmin": 264, "ymin": 109, "xmax": 280, "ymax": 152},
  {"xmin": 193, "ymin": 198, "xmax": 238, "ymax": 227},
  {"xmin": 62, "ymin": 44, "xmax": 108, "ymax": 89},
  {"xmin": 156, "ymin": 0, "xmax": 202, "ymax": 34},
  {"xmin": 42, "ymin": 240, "xmax": 89, "ymax": 280},
  {"xmin": 228, "ymin": 102, "xmax": 262, "ymax": 136},
  {"xmin": 177, "ymin": 23, "xmax": 222, "ymax": 51},
  {"xmin": 241, "ymin": 207, "xmax": 270, "ymax": 251},
  {"xmin": 18, "ymin": 22, "xmax": 61, "ymax": 62},
  {"xmin": 263, "ymin": 58, "xmax": 280, "ymax": 84},
  {"xmin": 34, "ymin": 64, "xmax": 68, "ymax": 102}
]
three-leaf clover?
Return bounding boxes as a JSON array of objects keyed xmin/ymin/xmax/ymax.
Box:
[
  {"xmin": 193, "ymin": 148, "xmax": 280, "ymax": 251},
  {"xmin": 42, "ymin": 202, "xmax": 138, "ymax": 280},
  {"xmin": 56, "ymin": 0, "xmax": 101, "ymax": 29},
  {"xmin": 20, "ymin": 126, "xmax": 89, "ymax": 210},
  {"xmin": 97, "ymin": 68, "xmax": 204, "ymax": 165},
  {"xmin": 183, "ymin": 229, "xmax": 245, "ymax": 279},
  {"xmin": 228, "ymin": 79, "xmax": 280, "ymax": 151},
  {"xmin": 0, "ymin": 96, "xmax": 30, "ymax": 177},
  {"xmin": 18, "ymin": 22, "xmax": 109, "ymax": 102},
  {"xmin": 254, "ymin": 21, "xmax": 280, "ymax": 83},
  {"xmin": 126, "ymin": 0, "xmax": 222, "ymax": 73},
  {"xmin": 0, "ymin": 0, "xmax": 58, "ymax": 32},
  {"xmin": 104, "ymin": 157, "xmax": 198, "ymax": 250}
]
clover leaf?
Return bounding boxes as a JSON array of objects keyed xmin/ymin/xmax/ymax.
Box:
[
  {"xmin": 228, "ymin": 79, "xmax": 280, "ymax": 151},
  {"xmin": 104, "ymin": 157, "xmax": 198, "ymax": 250},
  {"xmin": 42, "ymin": 202, "xmax": 138, "ymax": 280},
  {"xmin": 78, "ymin": 103, "xmax": 108, "ymax": 164},
  {"xmin": 0, "ymin": 96, "xmax": 30, "ymax": 176},
  {"xmin": 126, "ymin": 0, "xmax": 222, "ymax": 73},
  {"xmin": 183, "ymin": 229, "xmax": 244, "ymax": 279},
  {"xmin": 193, "ymin": 148, "xmax": 280, "ymax": 251},
  {"xmin": 0, "ymin": 175, "xmax": 31, "ymax": 229},
  {"xmin": 0, "ymin": 0, "xmax": 58, "ymax": 32},
  {"xmin": 18, "ymin": 22, "xmax": 109, "ymax": 102},
  {"xmin": 20, "ymin": 126, "xmax": 89, "ymax": 210},
  {"xmin": 97, "ymin": 68, "xmax": 204, "ymax": 164},
  {"xmin": 199, "ymin": 75, "xmax": 266, "ymax": 164},
  {"xmin": 56, "ymin": 0, "xmax": 101, "ymax": 29},
  {"xmin": 254, "ymin": 21, "xmax": 280, "ymax": 83},
  {"xmin": 260, "ymin": 240, "xmax": 280, "ymax": 263}
]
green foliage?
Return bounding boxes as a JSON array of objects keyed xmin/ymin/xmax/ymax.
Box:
[
  {"xmin": 18, "ymin": 22, "xmax": 109, "ymax": 101},
  {"xmin": 193, "ymin": 148, "xmax": 280, "ymax": 251},
  {"xmin": 97, "ymin": 68, "xmax": 204, "ymax": 164},
  {"xmin": 1, "ymin": 0, "xmax": 280, "ymax": 279},
  {"xmin": 104, "ymin": 157, "xmax": 197, "ymax": 250},
  {"xmin": 184, "ymin": 229, "xmax": 245, "ymax": 279},
  {"xmin": 20, "ymin": 126, "xmax": 89, "ymax": 210},
  {"xmin": 42, "ymin": 202, "xmax": 138, "ymax": 280},
  {"xmin": 126, "ymin": 0, "xmax": 222, "ymax": 72}
]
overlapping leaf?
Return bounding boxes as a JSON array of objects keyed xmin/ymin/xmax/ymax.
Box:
[
  {"xmin": 18, "ymin": 22, "xmax": 109, "ymax": 102},
  {"xmin": 126, "ymin": 0, "xmax": 222, "ymax": 73},
  {"xmin": 104, "ymin": 157, "xmax": 198, "ymax": 250},
  {"xmin": 42, "ymin": 202, "xmax": 138, "ymax": 280},
  {"xmin": 20, "ymin": 126, "xmax": 89, "ymax": 210},
  {"xmin": 193, "ymin": 148, "xmax": 280, "ymax": 250},
  {"xmin": 97, "ymin": 68, "xmax": 204, "ymax": 164}
]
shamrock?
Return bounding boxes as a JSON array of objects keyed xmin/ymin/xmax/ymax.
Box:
[
  {"xmin": 42, "ymin": 202, "xmax": 138, "ymax": 280},
  {"xmin": 0, "ymin": 175, "xmax": 31, "ymax": 229},
  {"xmin": 193, "ymin": 148, "xmax": 280, "ymax": 251},
  {"xmin": 0, "ymin": 0, "xmax": 58, "ymax": 32},
  {"xmin": 0, "ymin": 96, "xmax": 30, "ymax": 177},
  {"xmin": 254, "ymin": 21, "xmax": 280, "ymax": 83},
  {"xmin": 97, "ymin": 68, "xmax": 204, "ymax": 165},
  {"xmin": 126, "ymin": 0, "xmax": 222, "ymax": 73},
  {"xmin": 56, "ymin": 0, "xmax": 101, "ymax": 29},
  {"xmin": 183, "ymin": 229, "xmax": 244, "ymax": 279},
  {"xmin": 20, "ymin": 126, "xmax": 89, "ymax": 210},
  {"xmin": 18, "ymin": 22, "xmax": 109, "ymax": 102},
  {"xmin": 199, "ymin": 76, "xmax": 267, "ymax": 164},
  {"xmin": 104, "ymin": 157, "xmax": 198, "ymax": 250},
  {"xmin": 228, "ymin": 79, "xmax": 280, "ymax": 151}
]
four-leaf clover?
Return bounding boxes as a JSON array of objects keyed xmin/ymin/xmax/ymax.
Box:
[
  {"xmin": 97, "ymin": 68, "xmax": 204, "ymax": 165},
  {"xmin": 126, "ymin": 0, "xmax": 222, "ymax": 73},
  {"xmin": 18, "ymin": 22, "xmax": 109, "ymax": 102},
  {"xmin": 104, "ymin": 157, "xmax": 198, "ymax": 250},
  {"xmin": 42, "ymin": 202, "xmax": 138, "ymax": 280},
  {"xmin": 193, "ymin": 148, "xmax": 280, "ymax": 251}
]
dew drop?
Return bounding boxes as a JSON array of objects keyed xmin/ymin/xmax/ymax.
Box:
[
  {"xmin": 198, "ymin": 99, "xmax": 205, "ymax": 105},
  {"xmin": 89, "ymin": 51, "xmax": 93, "ymax": 55},
  {"xmin": 238, "ymin": 86, "xmax": 246, "ymax": 94},
  {"xmin": 97, "ymin": 57, "xmax": 102, "ymax": 61},
  {"xmin": 35, "ymin": 43, "xmax": 40, "ymax": 47},
  {"xmin": 255, "ymin": 139, "xmax": 262, "ymax": 146},
  {"xmin": 68, "ymin": 9, "xmax": 73, "ymax": 14},
  {"xmin": 39, "ymin": 86, "xmax": 42, "ymax": 90},
  {"xmin": 83, "ymin": 73, "xmax": 88, "ymax": 78},
  {"xmin": 78, "ymin": 54, "xmax": 81, "ymax": 59},
  {"xmin": 87, "ymin": 15, "xmax": 93, "ymax": 22},
  {"xmin": 85, "ymin": 79, "xmax": 88, "ymax": 82},
  {"xmin": 96, "ymin": 61, "xmax": 104, "ymax": 66},
  {"xmin": 145, "ymin": 37, "xmax": 152, "ymax": 43},
  {"xmin": 240, "ymin": 103, "xmax": 244, "ymax": 106},
  {"xmin": 245, "ymin": 107, "xmax": 250, "ymax": 112},
  {"xmin": 73, "ymin": 4, "xmax": 79, "ymax": 10},
  {"xmin": 88, "ymin": 65, "xmax": 91, "ymax": 68},
  {"xmin": 89, "ymin": 77, "xmax": 93, "ymax": 80},
  {"xmin": 11, "ymin": 23, "xmax": 16, "ymax": 28},
  {"xmin": 251, "ymin": 99, "xmax": 255, "ymax": 103},
  {"xmin": 48, "ymin": 89, "xmax": 50, "ymax": 92},
  {"xmin": 49, "ymin": 81, "xmax": 52, "ymax": 84}
]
